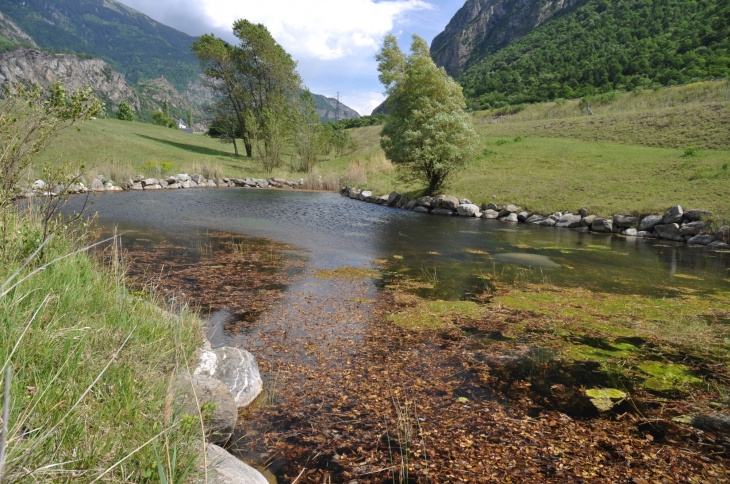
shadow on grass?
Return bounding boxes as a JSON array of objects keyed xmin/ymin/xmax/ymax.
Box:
[{"xmin": 136, "ymin": 134, "xmax": 237, "ymax": 158}]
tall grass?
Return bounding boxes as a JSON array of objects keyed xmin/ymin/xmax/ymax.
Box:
[{"xmin": 0, "ymin": 209, "xmax": 204, "ymax": 482}]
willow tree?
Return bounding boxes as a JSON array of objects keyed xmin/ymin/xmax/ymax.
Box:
[
  {"xmin": 192, "ymin": 20, "xmax": 302, "ymax": 167},
  {"xmin": 376, "ymin": 35, "xmax": 477, "ymax": 193}
]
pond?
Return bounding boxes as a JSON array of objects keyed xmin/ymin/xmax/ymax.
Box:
[{"xmin": 63, "ymin": 188, "xmax": 730, "ymax": 482}]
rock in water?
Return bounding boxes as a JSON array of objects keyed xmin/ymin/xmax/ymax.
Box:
[
  {"xmin": 174, "ymin": 375, "xmax": 237, "ymax": 444},
  {"xmin": 683, "ymin": 209, "xmax": 712, "ymax": 222},
  {"xmin": 205, "ymin": 444, "xmax": 269, "ymax": 484},
  {"xmin": 638, "ymin": 215, "xmax": 663, "ymax": 231},
  {"xmin": 654, "ymin": 223, "xmax": 684, "ymax": 241},
  {"xmin": 613, "ymin": 215, "xmax": 639, "ymax": 228},
  {"xmin": 687, "ymin": 234, "xmax": 716, "ymax": 245},
  {"xmin": 90, "ymin": 178, "xmax": 105, "ymax": 191},
  {"xmin": 555, "ymin": 214, "xmax": 582, "ymax": 228},
  {"xmin": 195, "ymin": 347, "xmax": 263, "ymax": 409},
  {"xmin": 482, "ymin": 209, "xmax": 500, "ymax": 219},
  {"xmin": 679, "ymin": 221, "xmax": 711, "ymax": 236},
  {"xmin": 441, "ymin": 195, "xmax": 460, "ymax": 210},
  {"xmin": 499, "ymin": 212, "xmax": 519, "ymax": 223},
  {"xmin": 663, "ymin": 205, "xmax": 683, "ymax": 224},
  {"xmin": 591, "ymin": 218, "xmax": 613, "ymax": 233},
  {"xmin": 456, "ymin": 203, "xmax": 481, "ymax": 217},
  {"xmin": 581, "ymin": 215, "xmax": 596, "ymax": 227}
]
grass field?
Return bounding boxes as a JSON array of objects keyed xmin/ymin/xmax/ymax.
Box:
[{"xmin": 28, "ymin": 80, "xmax": 730, "ymax": 222}]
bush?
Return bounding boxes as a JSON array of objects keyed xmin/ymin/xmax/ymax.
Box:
[{"xmin": 152, "ymin": 110, "xmax": 177, "ymax": 129}]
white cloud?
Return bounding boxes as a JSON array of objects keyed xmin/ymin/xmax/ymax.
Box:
[
  {"xmin": 338, "ymin": 91, "xmax": 386, "ymax": 116},
  {"xmin": 200, "ymin": 0, "xmax": 432, "ymax": 61}
]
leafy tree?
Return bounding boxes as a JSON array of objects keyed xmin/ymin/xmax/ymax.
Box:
[
  {"xmin": 187, "ymin": 108, "xmax": 193, "ymax": 129},
  {"xmin": 0, "ymin": 81, "xmax": 102, "ymax": 241},
  {"xmin": 152, "ymin": 110, "xmax": 176, "ymax": 128},
  {"xmin": 377, "ymin": 35, "xmax": 477, "ymax": 194},
  {"xmin": 207, "ymin": 100, "xmax": 242, "ymax": 156},
  {"xmin": 459, "ymin": 0, "xmax": 730, "ymax": 108},
  {"xmin": 191, "ymin": 19, "xmax": 303, "ymax": 168},
  {"xmin": 293, "ymin": 91, "xmax": 325, "ymax": 172},
  {"xmin": 331, "ymin": 126, "xmax": 356, "ymax": 157},
  {"xmin": 162, "ymin": 100, "xmax": 170, "ymax": 117},
  {"xmin": 116, "ymin": 101, "xmax": 135, "ymax": 121}
]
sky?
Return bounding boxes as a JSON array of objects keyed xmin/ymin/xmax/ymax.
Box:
[{"xmin": 119, "ymin": 0, "xmax": 466, "ymax": 115}]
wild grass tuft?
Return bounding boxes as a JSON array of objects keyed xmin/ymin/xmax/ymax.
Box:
[{"xmin": 0, "ymin": 210, "xmax": 205, "ymax": 482}]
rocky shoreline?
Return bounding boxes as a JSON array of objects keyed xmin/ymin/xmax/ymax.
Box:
[{"xmin": 341, "ymin": 186, "xmax": 730, "ymax": 250}]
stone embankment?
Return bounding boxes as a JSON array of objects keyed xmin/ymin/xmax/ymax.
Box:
[
  {"xmin": 15, "ymin": 174, "xmax": 308, "ymax": 198},
  {"xmin": 341, "ymin": 186, "xmax": 730, "ymax": 250}
]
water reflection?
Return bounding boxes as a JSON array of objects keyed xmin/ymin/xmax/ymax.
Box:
[{"xmin": 63, "ymin": 188, "xmax": 730, "ymax": 299}]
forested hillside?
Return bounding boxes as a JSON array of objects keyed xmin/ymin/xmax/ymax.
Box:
[
  {"xmin": 457, "ymin": 0, "xmax": 730, "ymax": 109},
  {"xmin": 0, "ymin": 0, "xmax": 199, "ymax": 90}
]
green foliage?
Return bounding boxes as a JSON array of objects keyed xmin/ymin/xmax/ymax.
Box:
[
  {"xmin": 192, "ymin": 19, "xmax": 303, "ymax": 168},
  {"xmin": 0, "ymin": 211, "xmax": 203, "ymax": 482},
  {"xmin": 377, "ymin": 35, "xmax": 478, "ymax": 194},
  {"xmin": 141, "ymin": 160, "xmax": 175, "ymax": 175},
  {"xmin": 460, "ymin": 0, "xmax": 730, "ymax": 108},
  {"xmin": 334, "ymin": 114, "xmax": 389, "ymax": 129},
  {"xmin": 0, "ymin": 0, "xmax": 200, "ymax": 90},
  {"xmin": 0, "ymin": 82, "xmax": 102, "ymax": 210},
  {"xmin": 116, "ymin": 100, "xmax": 135, "ymax": 121},
  {"xmin": 152, "ymin": 110, "xmax": 176, "ymax": 129},
  {"xmin": 683, "ymin": 146, "xmax": 702, "ymax": 157},
  {"xmin": 293, "ymin": 90, "xmax": 325, "ymax": 172}
]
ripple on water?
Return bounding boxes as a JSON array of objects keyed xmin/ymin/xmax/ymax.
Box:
[{"xmin": 494, "ymin": 252, "xmax": 561, "ymax": 268}]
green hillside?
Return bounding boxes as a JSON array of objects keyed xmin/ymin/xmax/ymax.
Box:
[
  {"xmin": 459, "ymin": 0, "xmax": 730, "ymax": 109},
  {"xmin": 0, "ymin": 0, "xmax": 199, "ymax": 90}
]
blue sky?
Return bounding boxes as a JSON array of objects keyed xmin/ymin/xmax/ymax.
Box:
[{"xmin": 120, "ymin": 0, "xmax": 466, "ymax": 115}]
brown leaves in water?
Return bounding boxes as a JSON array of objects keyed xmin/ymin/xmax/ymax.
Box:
[{"xmin": 122, "ymin": 233, "xmax": 729, "ymax": 483}]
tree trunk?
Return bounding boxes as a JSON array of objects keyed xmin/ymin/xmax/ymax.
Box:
[
  {"xmin": 243, "ymin": 137, "xmax": 253, "ymax": 158},
  {"xmin": 232, "ymin": 138, "xmax": 239, "ymax": 156}
]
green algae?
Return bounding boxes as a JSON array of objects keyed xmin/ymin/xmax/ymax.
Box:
[
  {"xmin": 564, "ymin": 342, "xmax": 639, "ymax": 361},
  {"xmin": 638, "ymin": 361, "xmax": 703, "ymax": 391},
  {"xmin": 388, "ymin": 299, "xmax": 484, "ymax": 329},
  {"xmin": 585, "ymin": 388, "xmax": 627, "ymax": 399},
  {"xmin": 313, "ymin": 267, "xmax": 380, "ymax": 280}
]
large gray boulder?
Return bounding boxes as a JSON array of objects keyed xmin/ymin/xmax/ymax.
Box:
[
  {"xmin": 613, "ymin": 215, "xmax": 639, "ymax": 228},
  {"xmin": 358, "ymin": 190, "xmax": 372, "ymax": 201},
  {"xmin": 441, "ymin": 195, "xmax": 460, "ymax": 210},
  {"xmin": 708, "ymin": 241, "xmax": 730, "ymax": 249},
  {"xmin": 499, "ymin": 213, "xmax": 518, "ymax": 223},
  {"xmin": 621, "ymin": 228, "xmax": 638, "ymax": 237},
  {"xmin": 413, "ymin": 206, "xmax": 430, "ymax": 213},
  {"xmin": 131, "ymin": 182, "xmax": 143, "ymax": 190},
  {"xmin": 555, "ymin": 214, "xmax": 582, "ymax": 228},
  {"xmin": 581, "ymin": 215, "xmax": 596, "ymax": 227},
  {"xmin": 637, "ymin": 231, "xmax": 659, "ymax": 238},
  {"xmin": 142, "ymin": 178, "xmax": 159, "ymax": 187},
  {"xmin": 404, "ymin": 199, "xmax": 418, "ymax": 210},
  {"xmin": 191, "ymin": 174, "xmax": 206, "ymax": 185},
  {"xmin": 181, "ymin": 180, "xmax": 193, "ymax": 188},
  {"xmin": 517, "ymin": 211, "xmax": 530, "ymax": 222},
  {"xmin": 663, "ymin": 205, "xmax": 683, "ymax": 224},
  {"xmin": 90, "ymin": 178, "xmax": 105, "ymax": 192},
  {"xmin": 387, "ymin": 191, "xmax": 401, "ymax": 207},
  {"xmin": 716, "ymin": 226, "xmax": 730, "ymax": 244},
  {"xmin": 639, "ymin": 215, "xmax": 663, "ymax": 231},
  {"xmin": 525, "ymin": 214, "xmax": 547, "ymax": 224},
  {"xmin": 31, "ymin": 179, "xmax": 46, "ymax": 190},
  {"xmin": 679, "ymin": 221, "xmax": 711, "ymax": 236},
  {"xmin": 687, "ymin": 234, "xmax": 716, "ymax": 245},
  {"xmin": 396, "ymin": 195, "xmax": 410, "ymax": 209},
  {"xmin": 456, "ymin": 203, "xmax": 481, "ymax": 217},
  {"xmin": 498, "ymin": 205, "xmax": 520, "ymax": 217},
  {"xmin": 591, "ymin": 218, "xmax": 614, "ymax": 233},
  {"xmin": 195, "ymin": 347, "xmax": 263, "ymax": 409},
  {"xmin": 175, "ymin": 375, "xmax": 237, "ymax": 444},
  {"xmin": 205, "ymin": 444, "xmax": 269, "ymax": 484},
  {"xmin": 537, "ymin": 217, "xmax": 557, "ymax": 226},
  {"xmin": 482, "ymin": 209, "xmax": 500, "ymax": 220},
  {"xmin": 683, "ymin": 210, "xmax": 713, "ymax": 222},
  {"xmin": 654, "ymin": 223, "xmax": 684, "ymax": 241},
  {"xmin": 485, "ymin": 203, "xmax": 501, "ymax": 211},
  {"xmin": 415, "ymin": 196, "xmax": 434, "ymax": 208},
  {"xmin": 177, "ymin": 174, "xmax": 191, "ymax": 182},
  {"xmin": 159, "ymin": 178, "xmax": 169, "ymax": 188}
]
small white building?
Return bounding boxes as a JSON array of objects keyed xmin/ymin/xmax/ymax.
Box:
[{"xmin": 177, "ymin": 118, "xmax": 187, "ymax": 129}]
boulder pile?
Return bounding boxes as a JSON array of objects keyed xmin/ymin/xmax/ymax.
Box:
[{"xmin": 341, "ymin": 187, "xmax": 730, "ymax": 250}]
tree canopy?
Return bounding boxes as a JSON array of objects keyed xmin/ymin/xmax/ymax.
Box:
[
  {"xmin": 377, "ymin": 35, "xmax": 477, "ymax": 194},
  {"xmin": 459, "ymin": 0, "xmax": 730, "ymax": 109}
]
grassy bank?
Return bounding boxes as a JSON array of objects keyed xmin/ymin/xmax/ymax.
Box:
[
  {"xmin": 26, "ymin": 80, "xmax": 730, "ymax": 222},
  {"xmin": 0, "ymin": 210, "xmax": 203, "ymax": 482}
]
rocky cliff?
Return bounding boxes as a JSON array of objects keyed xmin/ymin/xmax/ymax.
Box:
[
  {"xmin": 430, "ymin": 0, "xmax": 580, "ymax": 78},
  {"xmin": 314, "ymin": 94, "xmax": 361, "ymax": 122},
  {"xmin": 0, "ymin": 48, "xmax": 140, "ymax": 110}
]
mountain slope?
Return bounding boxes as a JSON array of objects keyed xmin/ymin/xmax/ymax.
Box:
[
  {"xmin": 431, "ymin": 0, "xmax": 580, "ymax": 78},
  {"xmin": 0, "ymin": 47, "xmax": 140, "ymax": 110},
  {"xmin": 0, "ymin": 9, "xmax": 36, "ymax": 51},
  {"xmin": 437, "ymin": 0, "xmax": 730, "ymax": 109},
  {"xmin": 313, "ymin": 94, "xmax": 361, "ymax": 121},
  {"xmin": 0, "ymin": 0, "xmax": 199, "ymax": 90}
]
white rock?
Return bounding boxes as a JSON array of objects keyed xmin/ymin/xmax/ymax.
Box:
[{"xmin": 205, "ymin": 444, "xmax": 269, "ymax": 484}]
